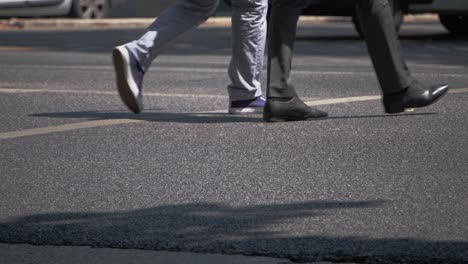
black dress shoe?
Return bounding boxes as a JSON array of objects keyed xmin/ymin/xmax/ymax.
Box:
[
  {"xmin": 263, "ymin": 96, "xmax": 328, "ymax": 122},
  {"xmin": 383, "ymin": 81, "xmax": 449, "ymax": 114}
]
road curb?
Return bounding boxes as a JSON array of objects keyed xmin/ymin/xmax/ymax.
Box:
[{"xmin": 0, "ymin": 14, "xmax": 439, "ymax": 30}]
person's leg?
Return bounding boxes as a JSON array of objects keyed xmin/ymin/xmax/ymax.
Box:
[
  {"xmin": 355, "ymin": 0, "xmax": 412, "ymax": 94},
  {"xmin": 228, "ymin": 0, "xmax": 267, "ymax": 100},
  {"xmin": 267, "ymin": 0, "xmax": 303, "ymax": 98},
  {"xmin": 263, "ymin": 0, "xmax": 327, "ymax": 121},
  {"xmin": 228, "ymin": 0, "xmax": 268, "ymax": 114},
  {"xmin": 113, "ymin": 0, "xmax": 219, "ymax": 113},
  {"xmin": 356, "ymin": 0, "xmax": 448, "ymax": 113},
  {"xmin": 126, "ymin": 0, "xmax": 219, "ymax": 72}
]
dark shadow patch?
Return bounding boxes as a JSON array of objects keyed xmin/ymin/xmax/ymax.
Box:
[{"xmin": 0, "ymin": 201, "xmax": 467, "ymax": 263}]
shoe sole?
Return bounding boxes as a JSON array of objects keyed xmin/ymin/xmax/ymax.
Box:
[
  {"xmin": 263, "ymin": 114, "xmax": 328, "ymax": 122},
  {"xmin": 384, "ymin": 85, "xmax": 449, "ymax": 114},
  {"xmin": 228, "ymin": 107, "xmax": 264, "ymax": 115},
  {"xmin": 113, "ymin": 46, "xmax": 142, "ymax": 114}
]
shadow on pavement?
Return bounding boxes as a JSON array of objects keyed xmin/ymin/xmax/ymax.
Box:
[
  {"xmin": 0, "ymin": 27, "xmax": 467, "ymax": 67},
  {"xmin": 327, "ymin": 112, "xmax": 436, "ymax": 120},
  {"xmin": 31, "ymin": 110, "xmax": 264, "ymax": 123},
  {"xmin": 0, "ymin": 200, "xmax": 467, "ymax": 263},
  {"xmin": 296, "ymin": 33, "xmax": 468, "ymax": 42},
  {"xmin": 0, "ymin": 28, "xmax": 232, "ymax": 54},
  {"xmin": 30, "ymin": 110, "xmax": 437, "ymax": 124}
]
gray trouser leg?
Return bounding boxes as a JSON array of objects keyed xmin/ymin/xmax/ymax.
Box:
[
  {"xmin": 228, "ymin": 0, "xmax": 268, "ymax": 101},
  {"xmin": 125, "ymin": 0, "xmax": 219, "ymax": 72},
  {"xmin": 267, "ymin": 0, "xmax": 308, "ymax": 98},
  {"xmin": 356, "ymin": 0, "xmax": 414, "ymax": 94}
]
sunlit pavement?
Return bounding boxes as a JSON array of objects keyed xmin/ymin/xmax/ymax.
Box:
[{"xmin": 0, "ymin": 21, "xmax": 467, "ymax": 263}]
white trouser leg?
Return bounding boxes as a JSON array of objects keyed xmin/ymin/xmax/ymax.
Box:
[
  {"xmin": 228, "ymin": 0, "xmax": 268, "ymax": 101},
  {"xmin": 126, "ymin": 0, "xmax": 219, "ymax": 72}
]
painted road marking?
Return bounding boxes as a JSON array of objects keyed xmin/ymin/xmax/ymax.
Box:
[
  {"xmin": 0, "ymin": 119, "xmax": 143, "ymax": 140},
  {"xmin": 0, "ymin": 46, "xmax": 33, "ymax": 52},
  {"xmin": 0, "ymin": 88, "xmax": 466, "ymax": 140},
  {"xmin": 0, "ymin": 88, "xmax": 227, "ymax": 99},
  {"xmin": 0, "ymin": 64, "xmax": 466, "ymax": 76},
  {"xmin": 450, "ymin": 88, "xmax": 468, "ymax": 94},
  {"xmin": 305, "ymin": 95, "xmax": 380, "ymax": 106},
  {"xmin": 304, "ymin": 88, "xmax": 468, "ymax": 106},
  {"xmin": 1, "ymin": 87, "xmax": 466, "ymax": 100}
]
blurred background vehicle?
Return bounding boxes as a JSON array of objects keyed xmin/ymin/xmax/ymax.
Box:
[
  {"xmin": 0, "ymin": 0, "xmax": 466, "ymax": 36},
  {"xmin": 223, "ymin": 0, "xmax": 468, "ymax": 37},
  {"xmin": 412, "ymin": 0, "xmax": 468, "ymax": 36},
  {"xmin": 302, "ymin": 0, "xmax": 430, "ymax": 36},
  {"xmin": 0, "ymin": 0, "xmax": 179, "ymax": 19},
  {"xmin": 301, "ymin": 0, "xmax": 432, "ymax": 35},
  {"xmin": 302, "ymin": 0, "xmax": 468, "ymax": 37},
  {"xmin": 0, "ymin": 0, "xmax": 124, "ymax": 19}
]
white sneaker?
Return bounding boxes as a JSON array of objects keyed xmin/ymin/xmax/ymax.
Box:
[
  {"xmin": 228, "ymin": 95, "xmax": 266, "ymax": 114},
  {"xmin": 112, "ymin": 45, "xmax": 144, "ymax": 114}
]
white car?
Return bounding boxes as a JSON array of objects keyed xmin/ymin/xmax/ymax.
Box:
[
  {"xmin": 299, "ymin": 0, "xmax": 468, "ymax": 36},
  {"xmin": 0, "ymin": 0, "xmax": 110, "ymax": 18},
  {"xmin": 410, "ymin": 0, "xmax": 468, "ymax": 36}
]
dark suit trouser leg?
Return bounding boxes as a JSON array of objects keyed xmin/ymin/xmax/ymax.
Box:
[
  {"xmin": 356, "ymin": 0, "xmax": 414, "ymax": 94},
  {"xmin": 267, "ymin": 0, "xmax": 308, "ymax": 98},
  {"xmin": 267, "ymin": 0, "xmax": 415, "ymax": 98}
]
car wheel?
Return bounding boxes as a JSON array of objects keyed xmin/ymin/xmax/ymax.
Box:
[
  {"xmin": 68, "ymin": 0, "xmax": 109, "ymax": 19},
  {"xmin": 352, "ymin": 0, "xmax": 403, "ymax": 38},
  {"xmin": 439, "ymin": 14, "xmax": 468, "ymax": 37}
]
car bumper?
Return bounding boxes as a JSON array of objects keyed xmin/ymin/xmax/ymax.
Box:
[{"xmin": 0, "ymin": 0, "xmax": 72, "ymax": 18}]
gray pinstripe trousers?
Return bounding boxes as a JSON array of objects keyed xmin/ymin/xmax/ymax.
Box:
[{"xmin": 125, "ymin": 0, "xmax": 268, "ymax": 101}]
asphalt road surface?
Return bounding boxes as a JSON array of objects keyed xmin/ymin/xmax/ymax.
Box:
[{"xmin": 0, "ymin": 21, "xmax": 467, "ymax": 263}]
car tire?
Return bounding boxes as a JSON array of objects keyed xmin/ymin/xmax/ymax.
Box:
[
  {"xmin": 68, "ymin": 0, "xmax": 109, "ymax": 19},
  {"xmin": 439, "ymin": 14, "xmax": 468, "ymax": 37},
  {"xmin": 352, "ymin": 0, "xmax": 403, "ymax": 38}
]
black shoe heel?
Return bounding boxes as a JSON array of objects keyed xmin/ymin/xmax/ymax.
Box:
[
  {"xmin": 263, "ymin": 97, "xmax": 328, "ymax": 122},
  {"xmin": 383, "ymin": 83, "xmax": 449, "ymax": 114},
  {"xmin": 383, "ymin": 94, "xmax": 405, "ymax": 114},
  {"xmin": 262, "ymin": 113, "xmax": 274, "ymax": 122}
]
